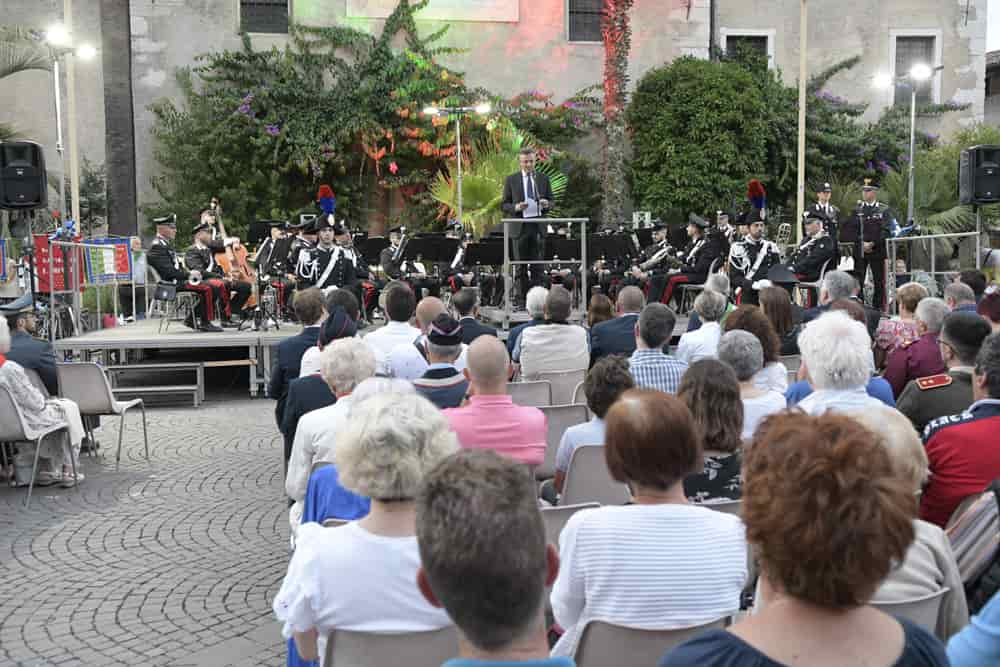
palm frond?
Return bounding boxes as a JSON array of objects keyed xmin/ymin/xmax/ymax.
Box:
[
  {"xmin": 0, "ymin": 40, "xmax": 52, "ymax": 79},
  {"xmin": 0, "ymin": 122, "xmax": 20, "ymax": 142}
]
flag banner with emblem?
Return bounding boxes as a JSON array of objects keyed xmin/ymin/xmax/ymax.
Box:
[
  {"xmin": 34, "ymin": 234, "xmax": 85, "ymax": 293},
  {"xmin": 83, "ymin": 238, "xmax": 133, "ymax": 285}
]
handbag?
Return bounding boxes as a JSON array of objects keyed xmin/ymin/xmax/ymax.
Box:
[{"xmin": 154, "ymin": 281, "xmax": 178, "ymax": 301}]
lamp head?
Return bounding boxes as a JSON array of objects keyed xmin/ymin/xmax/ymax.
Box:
[
  {"xmin": 910, "ymin": 63, "xmax": 933, "ymax": 82},
  {"xmin": 76, "ymin": 44, "xmax": 97, "ymax": 60},
  {"xmin": 474, "ymin": 102, "xmax": 491, "ymax": 115},
  {"xmin": 872, "ymin": 73, "xmax": 893, "ymax": 89},
  {"xmin": 45, "ymin": 24, "xmax": 71, "ymax": 47}
]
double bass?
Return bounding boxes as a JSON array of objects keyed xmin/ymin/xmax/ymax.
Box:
[{"xmin": 209, "ymin": 198, "xmax": 257, "ymax": 308}]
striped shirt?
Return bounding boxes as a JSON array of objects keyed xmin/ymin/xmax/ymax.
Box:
[
  {"xmin": 550, "ymin": 504, "xmax": 747, "ymax": 657},
  {"xmin": 628, "ymin": 349, "xmax": 688, "ymax": 394}
]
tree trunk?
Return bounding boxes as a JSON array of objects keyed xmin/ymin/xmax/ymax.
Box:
[{"xmin": 100, "ymin": 0, "xmax": 138, "ymax": 238}]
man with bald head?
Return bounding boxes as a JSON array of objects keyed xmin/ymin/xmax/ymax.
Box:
[
  {"xmin": 589, "ymin": 285, "xmax": 645, "ymax": 365},
  {"xmin": 444, "ymin": 336, "xmax": 548, "ymax": 466},
  {"xmin": 387, "ymin": 296, "xmax": 470, "ymax": 380}
]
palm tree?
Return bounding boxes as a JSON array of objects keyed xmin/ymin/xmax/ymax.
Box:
[
  {"xmin": 0, "ymin": 26, "xmax": 53, "ymax": 144},
  {"xmin": 99, "ymin": 1, "xmax": 138, "ymax": 237}
]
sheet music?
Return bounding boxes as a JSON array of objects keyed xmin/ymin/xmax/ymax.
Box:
[{"xmin": 524, "ymin": 198, "xmax": 540, "ymax": 218}]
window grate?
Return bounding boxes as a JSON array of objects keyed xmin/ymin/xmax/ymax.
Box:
[
  {"xmin": 894, "ymin": 36, "xmax": 935, "ymax": 106},
  {"xmin": 241, "ymin": 0, "xmax": 289, "ymax": 34},
  {"xmin": 569, "ymin": 0, "xmax": 603, "ymax": 43},
  {"xmin": 725, "ymin": 35, "xmax": 768, "ymax": 58}
]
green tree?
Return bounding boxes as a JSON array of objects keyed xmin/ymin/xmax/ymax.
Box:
[{"xmin": 626, "ymin": 56, "xmax": 768, "ymax": 217}]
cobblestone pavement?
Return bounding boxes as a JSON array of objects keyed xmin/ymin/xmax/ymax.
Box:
[{"xmin": 0, "ymin": 397, "xmax": 288, "ymax": 667}]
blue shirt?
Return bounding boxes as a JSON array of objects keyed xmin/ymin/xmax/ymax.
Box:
[
  {"xmin": 785, "ymin": 377, "xmax": 896, "ymax": 408},
  {"xmin": 947, "ymin": 589, "xmax": 1000, "ymax": 665},
  {"xmin": 555, "ymin": 416, "xmax": 606, "ymax": 473},
  {"xmin": 444, "ymin": 659, "xmax": 574, "ymax": 667},
  {"xmin": 629, "ymin": 349, "xmax": 688, "ymax": 394}
]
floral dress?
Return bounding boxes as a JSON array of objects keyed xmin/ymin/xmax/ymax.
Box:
[{"xmin": 684, "ymin": 453, "xmax": 742, "ymax": 503}]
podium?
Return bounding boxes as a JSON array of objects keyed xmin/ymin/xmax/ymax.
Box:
[{"xmin": 501, "ymin": 218, "xmax": 589, "ymax": 330}]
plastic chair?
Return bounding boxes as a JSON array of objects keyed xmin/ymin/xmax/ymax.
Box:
[
  {"xmin": 572, "ymin": 380, "xmax": 586, "ymax": 405},
  {"xmin": 537, "ymin": 404, "xmax": 590, "ymax": 480},
  {"xmin": 779, "ymin": 355, "xmax": 801, "ymax": 373},
  {"xmin": 574, "ymin": 618, "xmax": 728, "ymax": 667},
  {"xmin": 0, "ymin": 385, "xmax": 77, "ymax": 507},
  {"xmin": 560, "ymin": 444, "xmax": 631, "ymax": 506},
  {"xmin": 871, "ymin": 588, "xmax": 949, "ymax": 636},
  {"xmin": 23, "ymin": 369, "xmax": 50, "ymax": 398},
  {"xmin": 536, "ymin": 369, "xmax": 587, "ymax": 406},
  {"xmin": 507, "ymin": 380, "xmax": 552, "ymax": 407},
  {"xmin": 542, "ymin": 502, "xmax": 599, "ymax": 548},
  {"xmin": 701, "ymin": 499, "xmax": 742, "ymax": 516},
  {"xmin": 56, "ymin": 362, "xmax": 149, "ymax": 470},
  {"xmin": 147, "ymin": 265, "xmax": 197, "ymax": 332},
  {"xmin": 324, "ymin": 627, "xmax": 457, "ymax": 667},
  {"xmin": 322, "ymin": 518, "xmax": 348, "ymax": 528}
]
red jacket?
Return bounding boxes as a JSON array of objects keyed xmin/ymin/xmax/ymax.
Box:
[{"xmin": 884, "ymin": 332, "xmax": 945, "ymax": 398}]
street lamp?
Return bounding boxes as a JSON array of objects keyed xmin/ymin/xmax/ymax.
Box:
[
  {"xmin": 423, "ymin": 103, "xmax": 492, "ymax": 229},
  {"xmin": 873, "ymin": 63, "xmax": 941, "ymax": 228}
]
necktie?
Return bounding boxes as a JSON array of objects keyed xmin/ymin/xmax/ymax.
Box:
[{"xmin": 526, "ymin": 174, "xmax": 535, "ymax": 200}]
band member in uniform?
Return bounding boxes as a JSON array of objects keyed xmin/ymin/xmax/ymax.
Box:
[
  {"xmin": 716, "ymin": 210, "xmax": 738, "ymax": 246},
  {"xmin": 843, "ymin": 177, "xmax": 896, "ymax": 310},
  {"xmin": 728, "ymin": 210, "xmax": 782, "ymax": 305},
  {"xmin": 288, "ymin": 216, "xmax": 319, "ymax": 286},
  {"xmin": 625, "ymin": 221, "xmax": 675, "ymax": 294},
  {"xmin": 793, "ymin": 212, "xmax": 838, "ymax": 283},
  {"xmin": 651, "ymin": 214, "xmax": 723, "ymax": 307},
  {"xmin": 184, "ymin": 218, "xmax": 251, "ymax": 325},
  {"xmin": 441, "ymin": 224, "xmax": 476, "ymax": 293},
  {"xmin": 146, "ymin": 214, "xmax": 223, "ymax": 332},
  {"xmin": 337, "ymin": 224, "xmax": 380, "ymax": 319},
  {"xmin": 253, "ymin": 221, "xmax": 295, "ymax": 317},
  {"xmin": 807, "ymin": 182, "xmax": 841, "ymax": 241},
  {"xmin": 379, "ymin": 226, "xmax": 440, "ymax": 297}
]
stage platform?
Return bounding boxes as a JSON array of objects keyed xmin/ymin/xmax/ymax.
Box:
[{"xmin": 53, "ymin": 319, "xmax": 303, "ymax": 397}]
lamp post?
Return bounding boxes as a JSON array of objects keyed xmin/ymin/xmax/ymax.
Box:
[
  {"xmin": 873, "ymin": 63, "xmax": 939, "ymax": 227},
  {"xmin": 422, "ymin": 103, "xmax": 491, "ymax": 228}
]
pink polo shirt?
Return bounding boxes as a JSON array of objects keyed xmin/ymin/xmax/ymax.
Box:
[{"xmin": 444, "ymin": 395, "xmax": 548, "ymax": 466}]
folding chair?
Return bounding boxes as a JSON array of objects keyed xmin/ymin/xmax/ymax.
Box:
[
  {"xmin": 324, "ymin": 627, "xmax": 457, "ymax": 667},
  {"xmin": 536, "ymin": 369, "xmax": 587, "ymax": 406},
  {"xmin": 0, "ymin": 385, "xmax": 77, "ymax": 507},
  {"xmin": 56, "ymin": 362, "xmax": 149, "ymax": 470},
  {"xmin": 572, "ymin": 380, "xmax": 586, "ymax": 405},
  {"xmin": 797, "ymin": 257, "xmax": 834, "ymax": 308},
  {"xmin": 506, "ymin": 380, "xmax": 552, "ymax": 407},
  {"xmin": 700, "ymin": 499, "xmax": 742, "ymax": 516},
  {"xmin": 871, "ymin": 588, "xmax": 949, "ymax": 637},
  {"xmin": 560, "ymin": 444, "xmax": 631, "ymax": 506},
  {"xmin": 574, "ymin": 618, "xmax": 728, "ymax": 667},
  {"xmin": 679, "ymin": 257, "xmax": 722, "ymax": 314},
  {"xmin": 148, "ymin": 265, "xmax": 197, "ymax": 333},
  {"xmin": 536, "ymin": 404, "xmax": 589, "ymax": 480},
  {"xmin": 541, "ymin": 502, "xmax": 599, "ymax": 548}
]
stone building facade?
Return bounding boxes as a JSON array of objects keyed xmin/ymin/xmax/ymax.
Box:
[{"xmin": 0, "ymin": 0, "xmax": 988, "ymax": 213}]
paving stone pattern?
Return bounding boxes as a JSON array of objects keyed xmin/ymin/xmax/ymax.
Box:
[{"xmin": 0, "ymin": 398, "xmax": 288, "ymax": 667}]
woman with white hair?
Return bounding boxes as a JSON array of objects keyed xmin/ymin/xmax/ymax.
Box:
[
  {"xmin": 0, "ymin": 316, "xmax": 84, "ymax": 487},
  {"xmin": 684, "ymin": 274, "xmax": 734, "ymax": 332},
  {"xmin": 274, "ymin": 391, "xmax": 457, "ymax": 665},
  {"xmin": 852, "ymin": 409, "xmax": 969, "ymax": 641},
  {"xmin": 676, "ymin": 290, "xmax": 728, "ymax": 364},
  {"xmin": 797, "ymin": 310, "xmax": 888, "ymax": 414},
  {"xmin": 286, "ymin": 338, "xmax": 379, "ymax": 534},
  {"xmin": 717, "ymin": 330, "xmax": 786, "ymax": 441}
]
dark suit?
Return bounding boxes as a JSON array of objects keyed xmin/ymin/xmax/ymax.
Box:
[
  {"xmin": 269, "ymin": 325, "xmax": 321, "ymax": 426},
  {"xmin": 501, "ymin": 171, "xmax": 553, "ymax": 297},
  {"xmin": 589, "ymin": 313, "xmax": 639, "ymax": 366},
  {"xmin": 7, "ymin": 330, "xmax": 58, "ymax": 395},
  {"xmin": 280, "ymin": 373, "xmax": 336, "ymax": 471},
  {"xmin": 802, "ymin": 297, "xmax": 881, "ymax": 340},
  {"xmin": 459, "ymin": 316, "xmax": 497, "ymax": 345}
]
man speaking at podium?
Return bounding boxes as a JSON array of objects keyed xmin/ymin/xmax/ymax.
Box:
[{"xmin": 502, "ymin": 147, "xmax": 553, "ymax": 305}]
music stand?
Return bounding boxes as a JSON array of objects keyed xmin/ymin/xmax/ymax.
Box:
[
  {"xmin": 635, "ymin": 228, "xmax": 653, "ymax": 248},
  {"xmin": 546, "ymin": 239, "xmax": 582, "ymax": 264},
  {"xmin": 465, "ymin": 241, "xmax": 504, "ymax": 267},
  {"xmin": 587, "ymin": 234, "xmax": 627, "ymax": 264},
  {"xmin": 359, "ymin": 236, "xmax": 389, "ymax": 263}
]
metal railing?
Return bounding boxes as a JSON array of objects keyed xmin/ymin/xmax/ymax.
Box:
[{"xmin": 885, "ymin": 230, "xmax": 983, "ymax": 313}]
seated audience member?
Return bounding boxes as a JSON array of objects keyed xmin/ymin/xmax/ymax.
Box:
[
  {"xmin": 285, "ymin": 338, "xmax": 376, "ymax": 534},
  {"xmin": 758, "ymin": 286, "xmax": 802, "ymax": 356},
  {"xmin": 685, "ymin": 273, "xmax": 734, "ymax": 332},
  {"xmin": 5, "ymin": 306, "xmax": 57, "ymax": 395},
  {"xmin": 945, "ymin": 281, "xmax": 978, "ymax": 313},
  {"xmin": 679, "ymin": 359, "xmax": 744, "ymax": 503},
  {"xmin": 717, "ymin": 330, "xmax": 785, "ymax": 442},
  {"xmin": 363, "ymin": 282, "xmax": 421, "ymax": 376},
  {"xmin": 551, "ymin": 389, "xmax": 746, "ymax": 657},
  {"xmin": 413, "ymin": 314, "xmax": 469, "ymax": 409},
  {"xmin": 920, "ymin": 332, "xmax": 1000, "ymax": 528},
  {"xmin": 875, "ymin": 282, "xmax": 928, "ymax": 368},
  {"xmin": 723, "ymin": 305, "xmax": 787, "ymax": 393},
  {"xmin": 676, "ymin": 290, "xmax": 727, "ymax": 364},
  {"xmin": 0, "ymin": 317, "xmax": 84, "ymax": 487},
  {"xmin": 978, "ymin": 290, "xmax": 1000, "ymax": 333},
  {"xmin": 270, "ymin": 288, "xmax": 326, "ymax": 425},
  {"xmin": 628, "ymin": 303, "xmax": 688, "ymax": 393},
  {"xmin": 444, "ymin": 336, "xmax": 546, "ymax": 466},
  {"xmin": 415, "ymin": 450, "xmax": 562, "ymax": 667},
  {"xmin": 785, "ymin": 299, "xmax": 896, "ymax": 408},
  {"xmin": 506, "ymin": 286, "xmax": 548, "ymax": 355},
  {"xmin": 280, "ymin": 306, "xmax": 357, "ymax": 469},
  {"xmin": 299, "ymin": 290, "xmax": 361, "ymax": 377},
  {"xmin": 389, "ymin": 296, "xmax": 468, "ymax": 381},
  {"xmin": 959, "ymin": 270, "xmax": 988, "ymax": 303},
  {"xmin": 850, "ymin": 409, "xmax": 968, "ymax": 641},
  {"xmin": 589, "ymin": 286, "xmax": 645, "ymax": 364},
  {"xmin": 274, "ymin": 390, "xmax": 457, "ymax": 665},
  {"xmin": 663, "ymin": 412, "xmax": 948, "ymax": 667},
  {"xmin": 947, "ymin": 590, "xmax": 1000, "ymax": 665},
  {"xmin": 515, "ymin": 286, "xmax": 588, "ymax": 380},
  {"xmin": 796, "ymin": 311, "xmax": 894, "ymax": 415},
  {"xmin": 803, "ymin": 270, "xmax": 881, "ymax": 339},
  {"xmin": 585, "ymin": 293, "xmax": 614, "ymax": 329},
  {"xmin": 885, "ymin": 297, "xmax": 949, "ymax": 398},
  {"xmin": 553, "ymin": 356, "xmax": 635, "ymax": 494},
  {"xmin": 897, "ymin": 311, "xmax": 991, "ymax": 433},
  {"xmin": 450, "ymin": 287, "xmax": 496, "ymax": 344}
]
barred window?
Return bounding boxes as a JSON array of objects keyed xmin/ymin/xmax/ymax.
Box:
[
  {"xmin": 725, "ymin": 35, "xmax": 768, "ymax": 59},
  {"xmin": 241, "ymin": 0, "xmax": 289, "ymax": 34},
  {"xmin": 568, "ymin": 0, "xmax": 603, "ymax": 43},
  {"xmin": 894, "ymin": 36, "xmax": 935, "ymax": 106}
]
